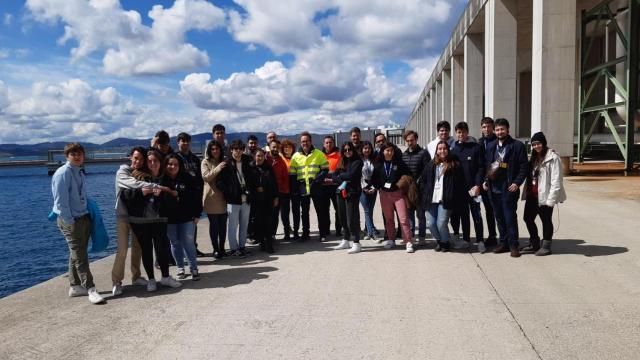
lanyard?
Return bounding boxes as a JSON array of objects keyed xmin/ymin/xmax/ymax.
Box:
[{"xmin": 384, "ymin": 162, "xmax": 392, "ymax": 178}]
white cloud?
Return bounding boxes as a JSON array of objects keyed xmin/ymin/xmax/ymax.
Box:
[
  {"xmin": 0, "ymin": 79, "xmax": 140, "ymax": 143},
  {"xmin": 3, "ymin": 13, "xmax": 12, "ymax": 26},
  {"xmin": 0, "ymin": 81, "xmax": 9, "ymax": 110},
  {"xmin": 26, "ymin": 0, "xmax": 225, "ymax": 76}
]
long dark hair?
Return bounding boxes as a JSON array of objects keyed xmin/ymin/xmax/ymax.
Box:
[
  {"xmin": 206, "ymin": 140, "xmax": 224, "ymax": 161},
  {"xmin": 164, "ymin": 153, "xmax": 184, "ymax": 178},
  {"xmin": 337, "ymin": 142, "xmax": 360, "ymax": 171},
  {"xmin": 360, "ymin": 141, "xmax": 375, "ymax": 161},
  {"xmin": 530, "ymin": 145, "xmax": 549, "ymax": 170},
  {"xmin": 378, "ymin": 141, "xmax": 402, "ymax": 164},
  {"xmin": 433, "ymin": 141, "xmax": 458, "ymax": 175}
]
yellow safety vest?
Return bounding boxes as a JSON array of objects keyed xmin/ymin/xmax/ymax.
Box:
[{"xmin": 289, "ymin": 148, "xmax": 329, "ymax": 195}]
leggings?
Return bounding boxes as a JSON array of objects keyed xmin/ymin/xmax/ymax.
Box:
[
  {"xmin": 130, "ymin": 222, "xmax": 170, "ymax": 279},
  {"xmin": 523, "ymin": 198, "xmax": 554, "ymax": 241},
  {"xmin": 207, "ymin": 213, "xmax": 228, "ymax": 255}
]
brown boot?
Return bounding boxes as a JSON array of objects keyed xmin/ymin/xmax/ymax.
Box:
[
  {"xmin": 493, "ymin": 244, "xmax": 509, "ymax": 254},
  {"xmin": 510, "ymin": 246, "xmax": 521, "ymax": 258}
]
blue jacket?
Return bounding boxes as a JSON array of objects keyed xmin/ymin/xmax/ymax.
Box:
[
  {"xmin": 484, "ymin": 136, "xmax": 529, "ymax": 187},
  {"xmin": 51, "ymin": 162, "xmax": 88, "ymax": 224}
]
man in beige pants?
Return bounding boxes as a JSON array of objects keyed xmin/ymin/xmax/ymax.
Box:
[{"xmin": 112, "ymin": 146, "xmax": 157, "ymax": 296}]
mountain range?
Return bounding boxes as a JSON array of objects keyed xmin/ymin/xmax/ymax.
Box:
[{"xmin": 0, "ymin": 132, "xmax": 330, "ymax": 157}]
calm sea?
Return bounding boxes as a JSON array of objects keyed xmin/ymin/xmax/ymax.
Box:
[{"xmin": 0, "ymin": 163, "xmax": 122, "ymax": 298}]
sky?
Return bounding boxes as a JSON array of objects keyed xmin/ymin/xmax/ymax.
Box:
[{"xmin": 0, "ymin": 0, "xmax": 466, "ymax": 144}]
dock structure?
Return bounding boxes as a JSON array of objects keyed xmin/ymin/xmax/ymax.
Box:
[
  {"xmin": 405, "ymin": 0, "xmax": 640, "ymax": 174},
  {"xmin": 1, "ymin": 176, "xmax": 640, "ymax": 359}
]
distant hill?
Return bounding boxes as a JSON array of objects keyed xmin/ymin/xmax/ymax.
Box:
[{"xmin": 0, "ymin": 131, "xmax": 330, "ymax": 157}]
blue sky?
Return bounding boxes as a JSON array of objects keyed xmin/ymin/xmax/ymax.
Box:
[{"xmin": 0, "ymin": 0, "xmax": 466, "ymax": 144}]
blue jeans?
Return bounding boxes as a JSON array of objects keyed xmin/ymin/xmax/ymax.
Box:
[
  {"xmin": 167, "ymin": 221, "xmax": 197, "ymax": 271},
  {"xmin": 489, "ymin": 189, "xmax": 520, "ymax": 247},
  {"xmin": 426, "ymin": 203, "xmax": 452, "ymax": 243},
  {"xmin": 408, "ymin": 206, "xmax": 427, "ymax": 238},
  {"xmin": 359, "ymin": 191, "xmax": 377, "ymax": 236},
  {"xmin": 228, "ymin": 203, "xmax": 250, "ymax": 250}
]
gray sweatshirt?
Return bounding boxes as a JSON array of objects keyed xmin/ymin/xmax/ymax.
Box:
[{"xmin": 115, "ymin": 164, "xmax": 155, "ymax": 219}]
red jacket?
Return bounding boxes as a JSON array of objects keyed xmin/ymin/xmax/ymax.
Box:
[{"xmin": 267, "ymin": 152, "xmax": 290, "ymax": 194}]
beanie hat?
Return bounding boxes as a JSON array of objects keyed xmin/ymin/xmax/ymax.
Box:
[{"xmin": 530, "ymin": 132, "xmax": 547, "ymax": 147}]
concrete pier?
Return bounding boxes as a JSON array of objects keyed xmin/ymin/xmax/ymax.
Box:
[{"xmin": 1, "ymin": 177, "xmax": 639, "ymax": 359}]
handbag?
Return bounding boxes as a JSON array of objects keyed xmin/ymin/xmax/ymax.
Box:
[{"xmin": 486, "ymin": 160, "xmax": 504, "ymax": 181}]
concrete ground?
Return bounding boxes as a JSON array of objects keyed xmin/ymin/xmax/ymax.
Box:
[{"xmin": 1, "ymin": 176, "xmax": 639, "ymax": 360}]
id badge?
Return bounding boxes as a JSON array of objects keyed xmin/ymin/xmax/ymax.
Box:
[
  {"xmin": 434, "ymin": 181, "xmax": 442, "ymax": 191},
  {"xmin": 384, "ymin": 182, "xmax": 392, "ymax": 189}
]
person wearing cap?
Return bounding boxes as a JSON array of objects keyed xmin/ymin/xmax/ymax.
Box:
[
  {"xmin": 483, "ymin": 118, "xmax": 529, "ymax": 258},
  {"xmin": 151, "ymin": 130, "xmax": 173, "ymax": 158},
  {"xmin": 520, "ymin": 132, "xmax": 566, "ymax": 256}
]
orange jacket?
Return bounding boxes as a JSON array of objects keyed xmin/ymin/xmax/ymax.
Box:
[{"xmin": 325, "ymin": 150, "xmax": 341, "ymax": 173}]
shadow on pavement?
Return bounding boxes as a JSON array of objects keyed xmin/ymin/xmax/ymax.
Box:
[
  {"xmin": 551, "ymin": 239, "xmax": 629, "ymax": 257},
  {"xmin": 188, "ymin": 266, "xmax": 278, "ymax": 289}
]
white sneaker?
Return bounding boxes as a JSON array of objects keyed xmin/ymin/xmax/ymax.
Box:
[
  {"xmin": 112, "ymin": 284, "xmax": 123, "ymax": 296},
  {"xmin": 417, "ymin": 237, "xmax": 426, "ymax": 246},
  {"xmin": 132, "ymin": 277, "xmax": 148, "ymax": 286},
  {"xmin": 319, "ymin": 237, "xmax": 327, "ymax": 242},
  {"xmin": 477, "ymin": 242, "xmax": 487, "ymax": 254},
  {"xmin": 69, "ymin": 285, "xmax": 88, "ymax": 297},
  {"xmin": 333, "ymin": 239, "xmax": 350, "ymax": 250},
  {"xmin": 406, "ymin": 242, "xmax": 415, "ymax": 253},
  {"xmin": 383, "ymin": 240, "xmax": 395, "ymax": 249},
  {"xmin": 347, "ymin": 242, "xmax": 362, "ymax": 254},
  {"xmin": 87, "ymin": 287, "xmax": 105, "ymax": 304},
  {"xmin": 147, "ymin": 279, "xmax": 157, "ymax": 292},
  {"xmin": 160, "ymin": 276, "xmax": 182, "ymax": 288},
  {"xmin": 363, "ymin": 235, "xmax": 372, "ymax": 241}
]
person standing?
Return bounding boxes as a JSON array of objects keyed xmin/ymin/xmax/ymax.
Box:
[
  {"xmin": 201, "ymin": 140, "xmax": 228, "ymax": 259},
  {"xmin": 175, "ymin": 132, "xmax": 205, "ymax": 257},
  {"xmin": 371, "ymin": 142, "xmax": 414, "ymax": 253},
  {"xmin": 450, "ymin": 122, "xmax": 486, "ymax": 252},
  {"xmin": 521, "ymin": 132, "xmax": 566, "ymax": 256},
  {"xmin": 427, "ymin": 121, "xmax": 455, "ymax": 158},
  {"xmin": 421, "ymin": 141, "xmax": 467, "ymax": 253},
  {"xmin": 402, "ymin": 130, "xmax": 431, "ymax": 245},
  {"xmin": 211, "ymin": 124, "xmax": 229, "ymax": 159},
  {"xmin": 249, "ymin": 149, "xmax": 279, "ymax": 253},
  {"xmin": 359, "ymin": 141, "xmax": 379, "ymax": 241},
  {"xmin": 331, "ymin": 143, "xmax": 364, "ymax": 253},
  {"xmin": 52, "ymin": 143, "xmax": 104, "ymax": 304},
  {"xmin": 350, "ymin": 127, "xmax": 362, "ymax": 154},
  {"xmin": 483, "ymin": 118, "xmax": 529, "ymax": 258},
  {"xmin": 478, "ymin": 117, "xmax": 498, "ymax": 246},
  {"xmin": 121, "ymin": 150, "xmax": 182, "ymax": 291},
  {"xmin": 217, "ymin": 140, "xmax": 253, "ymax": 257},
  {"xmin": 322, "ymin": 135, "xmax": 342, "ymax": 237},
  {"xmin": 163, "ymin": 154, "xmax": 202, "ymax": 280},
  {"xmin": 264, "ymin": 132, "xmax": 278, "ymax": 152},
  {"xmin": 280, "ymin": 139, "xmax": 297, "ymax": 239},
  {"xmin": 151, "ymin": 130, "xmax": 173, "ymax": 158},
  {"xmin": 289, "ymin": 132, "xmax": 330, "ymax": 241},
  {"xmin": 246, "ymin": 134, "xmax": 260, "ymax": 242},
  {"xmin": 112, "ymin": 146, "xmax": 152, "ymax": 296},
  {"xmin": 267, "ymin": 140, "xmax": 292, "ymax": 241}
]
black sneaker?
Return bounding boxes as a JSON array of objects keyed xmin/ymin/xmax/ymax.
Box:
[
  {"xmin": 239, "ymin": 248, "xmax": 252, "ymax": 256},
  {"xmin": 191, "ymin": 270, "xmax": 200, "ymax": 281},
  {"xmin": 196, "ymin": 249, "xmax": 207, "ymax": 257},
  {"xmin": 230, "ymin": 250, "xmax": 246, "ymax": 259}
]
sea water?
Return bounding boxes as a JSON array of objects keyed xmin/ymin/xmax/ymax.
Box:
[{"xmin": 0, "ymin": 163, "xmax": 121, "ymax": 298}]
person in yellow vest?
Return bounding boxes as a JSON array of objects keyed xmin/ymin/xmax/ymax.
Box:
[{"xmin": 289, "ymin": 131, "xmax": 330, "ymax": 241}]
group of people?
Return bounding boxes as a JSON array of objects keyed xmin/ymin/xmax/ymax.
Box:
[{"xmin": 51, "ymin": 118, "xmax": 566, "ymax": 304}]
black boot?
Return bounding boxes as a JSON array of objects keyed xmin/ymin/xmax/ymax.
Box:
[
  {"xmin": 535, "ymin": 240, "xmax": 552, "ymax": 256},
  {"xmin": 284, "ymin": 228, "xmax": 291, "ymax": 241}
]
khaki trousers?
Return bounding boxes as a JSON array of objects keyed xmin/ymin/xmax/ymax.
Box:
[
  {"xmin": 111, "ymin": 217, "xmax": 142, "ymax": 285},
  {"xmin": 57, "ymin": 214, "xmax": 94, "ymax": 289}
]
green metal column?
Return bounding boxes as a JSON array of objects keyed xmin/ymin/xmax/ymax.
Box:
[{"xmin": 625, "ymin": 0, "xmax": 639, "ymax": 173}]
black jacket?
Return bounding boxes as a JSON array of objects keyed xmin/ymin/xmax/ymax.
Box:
[
  {"xmin": 248, "ymin": 161, "xmax": 278, "ymax": 205},
  {"xmin": 451, "ymin": 141, "xmax": 485, "ymax": 189},
  {"xmin": 484, "ymin": 135, "xmax": 529, "ymax": 187},
  {"xmin": 420, "ymin": 160, "xmax": 467, "ymax": 210},
  {"xmin": 402, "ymin": 145, "xmax": 431, "ymax": 181},
  {"xmin": 479, "ymin": 134, "xmax": 497, "ymax": 152},
  {"xmin": 176, "ymin": 150, "xmax": 204, "ymax": 190},
  {"xmin": 371, "ymin": 159, "xmax": 411, "ymax": 192},
  {"xmin": 331, "ymin": 159, "xmax": 363, "ymax": 199},
  {"xmin": 216, "ymin": 154, "xmax": 253, "ymax": 205},
  {"xmin": 161, "ymin": 172, "xmax": 202, "ymax": 224}
]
